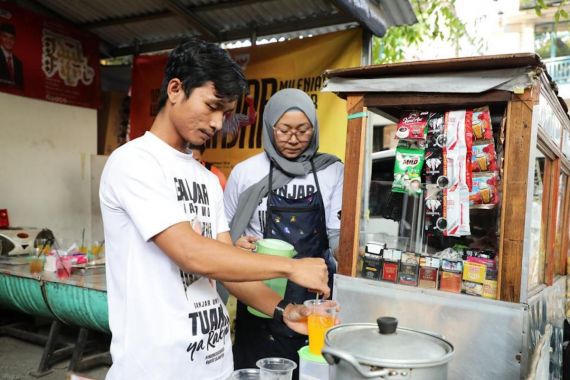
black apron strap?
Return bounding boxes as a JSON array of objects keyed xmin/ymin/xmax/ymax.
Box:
[
  {"xmin": 310, "ymin": 159, "xmax": 322, "ymax": 195},
  {"xmin": 265, "ymin": 161, "xmax": 275, "ymax": 237},
  {"xmin": 268, "ymin": 160, "xmax": 274, "ymax": 189},
  {"xmin": 310, "ymin": 159, "xmax": 328, "ymax": 239}
]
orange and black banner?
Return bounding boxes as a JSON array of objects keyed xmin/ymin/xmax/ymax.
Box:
[{"xmin": 129, "ymin": 29, "xmax": 362, "ymax": 175}]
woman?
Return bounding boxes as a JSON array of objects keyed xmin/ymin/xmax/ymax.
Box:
[{"xmin": 224, "ymin": 88, "xmax": 343, "ymax": 377}]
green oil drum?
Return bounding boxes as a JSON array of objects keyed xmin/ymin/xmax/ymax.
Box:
[
  {"xmin": 0, "ymin": 273, "xmax": 54, "ymax": 318},
  {"xmin": 44, "ymin": 282, "xmax": 109, "ymax": 333}
]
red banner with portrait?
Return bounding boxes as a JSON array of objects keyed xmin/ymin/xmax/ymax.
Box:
[
  {"xmin": 0, "ymin": 3, "xmax": 100, "ymax": 108},
  {"xmin": 129, "ymin": 54, "xmax": 168, "ymax": 139}
]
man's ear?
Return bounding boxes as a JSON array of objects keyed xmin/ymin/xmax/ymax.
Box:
[{"xmin": 167, "ymin": 78, "xmax": 183, "ymax": 105}]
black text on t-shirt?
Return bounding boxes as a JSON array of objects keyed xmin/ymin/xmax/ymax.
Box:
[
  {"xmin": 173, "ymin": 177, "xmax": 213, "ymax": 238},
  {"xmin": 273, "ymin": 184, "xmax": 315, "ymax": 199},
  {"xmin": 186, "ymin": 298, "xmax": 230, "ymax": 362}
]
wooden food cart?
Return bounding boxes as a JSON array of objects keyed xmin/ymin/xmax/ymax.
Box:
[{"xmin": 324, "ymin": 54, "xmax": 570, "ymax": 379}]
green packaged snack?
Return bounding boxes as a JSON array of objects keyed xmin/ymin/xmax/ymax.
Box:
[{"xmin": 392, "ymin": 146, "xmax": 425, "ymax": 194}]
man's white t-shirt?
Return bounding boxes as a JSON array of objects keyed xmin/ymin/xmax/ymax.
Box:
[
  {"xmin": 99, "ymin": 132, "xmax": 232, "ymax": 380},
  {"xmin": 224, "ymin": 153, "xmax": 343, "ymax": 238}
]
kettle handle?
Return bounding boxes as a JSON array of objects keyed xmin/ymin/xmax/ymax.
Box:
[{"xmin": 322, "ymin": 346, "xmax": 390, "ymax": 379}]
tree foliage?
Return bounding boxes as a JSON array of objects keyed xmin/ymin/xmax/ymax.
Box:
[
  {"xmin": 533, "ymin": 0, "xmax": 570, "ymax": 58},
  {"xmin": 534, "ymin": 0, "xmax": 569, "ymax": 23},
  {"xmin": 373, "ymin": 0, "xmax": 570, "ymax": 65},
  {"xmin": 372, "ymin": 0, "xmax": 483, "ymax": 64}
]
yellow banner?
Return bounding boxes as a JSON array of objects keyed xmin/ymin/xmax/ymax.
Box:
[{"xmin": 204, "ymin": 28, "xmax": 363, "ymax": 176}]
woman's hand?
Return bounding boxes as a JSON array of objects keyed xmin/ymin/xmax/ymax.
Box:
[{"xmin": 235, "ymin": 235, "xmax": 258, "ymax": 251}]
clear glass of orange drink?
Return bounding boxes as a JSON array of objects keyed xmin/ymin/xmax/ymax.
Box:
[{"xmin": 303, "ymin": 299, "xmax": 338, "ymax": 355}]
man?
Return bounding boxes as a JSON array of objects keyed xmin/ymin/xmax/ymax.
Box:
[
  {"xmin": 0, "ymin": 22, "xmax": 23, "ymax": 88},
  {"xmin": 99, "ymin": 39, "xmax": 329, "ymax": 380}
]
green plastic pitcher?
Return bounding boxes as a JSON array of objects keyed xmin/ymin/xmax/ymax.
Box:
[{"xmin": 247, "ymin": 238, "xmax": 296, "ymax": 318}]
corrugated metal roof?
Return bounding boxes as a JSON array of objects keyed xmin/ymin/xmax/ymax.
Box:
[
  {"xmin": 323, "ymin": 52, "xmax": 570, "ymax": 116},
  {"xmin": 29, "ymin": 0, "xmax": 416, "ymax": 57},
  {"xmin": 324, "ymin": 53, "xmax": 544, "ymax": 79},
  {"xmin": 41, "ymin": 0, "xmax": 166, "ymax": 23}
]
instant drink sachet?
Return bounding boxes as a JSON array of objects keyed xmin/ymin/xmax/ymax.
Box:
[
  {"xmin": 395, "ymin": 111, "xmax": 430, "ymax": 141},
  {"xmin": 471, "ymin": 106, "xmax": 493, "ymax": 141},
  {"xmin": 392, "ymin": 145, "xmax": 425, "ymax": 194}
]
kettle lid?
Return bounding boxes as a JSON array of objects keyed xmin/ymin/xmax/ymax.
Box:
[{"xmin": 325, "ymin": 317, "xmax": 454, "ymax": 368}]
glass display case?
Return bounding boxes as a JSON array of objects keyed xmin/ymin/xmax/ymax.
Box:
[
  {"xmin": 324, "ymin": 53, "xmax": 570, "ymax": 380},
  {"xmin": 358, "ymin": 106, "xmax": 503, "ymax": 299},
  {"xmin": 323, "ymin": 53, "xmax": 570, "ymax": 302},
  {"xmin": 528, "ymin": 153, "xmax": 546, "ymax": 289}
]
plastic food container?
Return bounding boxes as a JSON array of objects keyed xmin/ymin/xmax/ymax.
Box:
[{"xmin": 298, "ymin": 345, "xmax": 329, "ymax": 380}]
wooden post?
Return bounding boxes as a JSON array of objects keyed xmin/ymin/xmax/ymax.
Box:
[
  {"xmin": 338, "ymin": 94, "xmax": 367, "ymax": 276},
  {"xmin": 498, "ymin": 92, "xmax": 534, "ymax": 302},
  {"xmin": 558, "ymin": 177, "xmax": 570, "ymax": 275},
  {"xmin": 545, "ymin": 159, "xmax": 560, "ymax": 284}
]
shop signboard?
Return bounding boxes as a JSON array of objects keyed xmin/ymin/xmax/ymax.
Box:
[
  {"xmin": 129, "ymin": 28, "xmax": 363, "ymax": 175},
  {"xmin": 0, "ymin": 3, "xmax": 100, "ymax": 109}
]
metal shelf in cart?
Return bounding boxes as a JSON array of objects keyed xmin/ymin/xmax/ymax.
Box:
[{"xmin": 324, "ymin": 53, "xmax": 570, "ymax": 379}]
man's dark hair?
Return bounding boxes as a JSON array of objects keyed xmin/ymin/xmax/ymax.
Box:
[
  {"xmin": 0, "ymin": 22, "xmax": 15, "ymax": 36},
  {"xmin": 157, "ymin": 38, "xmax": 246, "ymax": 111}
]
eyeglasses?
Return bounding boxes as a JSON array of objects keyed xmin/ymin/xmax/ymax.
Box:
[{"xmin": 273, "ymin": 126, "xmax": 313, "ymax": 141}]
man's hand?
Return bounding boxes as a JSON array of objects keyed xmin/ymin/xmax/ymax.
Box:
[
  {"xmin": 283, "ymin": 304, "xmax": 310, "ymax": 334},
  {"xmin": 288, "ymin": 258, "xmax": 330, "ymax": 298},
  {"xmin": 235, "ymin": 235, "xmax": 258, "ymax": 251},
  {"xmin": 282, "ymin": 301, "xmax": 341, "ymax": 335}
]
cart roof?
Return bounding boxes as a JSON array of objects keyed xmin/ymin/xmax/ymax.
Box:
[
  {"xmin": 322, "ymin": 53, "xmax": 568, "ymax": 115},
  {"xmin": 324, "ymin": 53, "xmax": 543, "ymax": 79}
]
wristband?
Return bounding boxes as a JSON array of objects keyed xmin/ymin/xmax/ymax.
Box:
[{"xmin": 273, "ymin": 299, "xmax": 289, "ymax": 324}]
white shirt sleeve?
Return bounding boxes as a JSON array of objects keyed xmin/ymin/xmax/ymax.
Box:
[
  {"xmin": 100, "ymin": 149, "xmax": 188, "ymax": 242},
  {"xmin": 213, "ymin": 179, "xmax": 229, "ymax": 234},
  {"xmin": 223, "ymin": 165, "xmax": 241, "ymax": 224}
]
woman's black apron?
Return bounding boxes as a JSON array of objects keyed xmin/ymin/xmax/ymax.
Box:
[{"xmin": 233, "ymin": 161, "xmax": 335, "ymax": 379}]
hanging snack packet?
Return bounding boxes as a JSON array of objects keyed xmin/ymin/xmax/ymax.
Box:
[
  {"xmin": 443, "ymin": 110, "xmax": 470, "ymax": 237},
  {"xmin": 392, "ymin": 146, "xmax": 425, "ymax": 194},
  {"xmin": 424, "ymin": 113, "xmax": 445, "ymax": 184},
  {"xmin": 469, "ymin": 172, "xmax": 500, "ymax": 208},
  {"xmin": 395, "ymin": 111, "xmax": 430, "ymax": 141},
  {"xmin": 426, "ymin": 112, "xmax": 445, "ymax": 148},
  {"xmin": 472, "ymin": 106, "xmax": 493, "ymax": 141},
  {"xmin": 425, "ymin": 184, "xmax": 446, "ymax": 233},
  {"xmin": 424, "ymin": 149, "xmax": 444, "ymax": 182},
  {"xmin": 444, "ymin": 110, "xmax": 468, "ymax": 187},
  {"xmin": 471, "ymin": 142, "xmax": 497, "ymax": 172},
  {"xmin": 444, "ymin": 186, "xmax": 471, "ymax": 237},
  {"xmin": 465, "ymin": 110, "xmax": 473, "ymax": 190}
]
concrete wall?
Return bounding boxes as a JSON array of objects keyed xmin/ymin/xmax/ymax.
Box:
[{"xmin": 0, "ymin": 92, "xmax": 99, "ymax": 243}]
